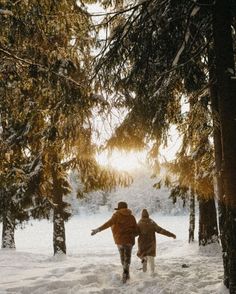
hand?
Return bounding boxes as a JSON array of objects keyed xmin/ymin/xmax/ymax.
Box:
[
  {"xmin": 172, "ymin": 234, "xmax": 176, "ymax": 239},
  {"xmin": 91, "ymin": 229, "xmax": 99, "ymax": 236}
]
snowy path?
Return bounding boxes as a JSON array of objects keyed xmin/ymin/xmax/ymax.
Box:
[{"xmin": 0, "ymin": 213, "xmax": 228, "ymax": 294}]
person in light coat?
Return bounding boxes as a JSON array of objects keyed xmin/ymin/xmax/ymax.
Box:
[
  {"xmin": 91, "ymin": 201, "xmax": 138, "ymax": 283},
  {"xmin": 137, "ymin": 209, "xmax": 176, "ymax": 273}
]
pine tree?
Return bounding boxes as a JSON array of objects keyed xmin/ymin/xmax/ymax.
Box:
[
  {"xmin": 0, "ymin": 0, "xmax": 95, "ymax": 253},
  {"xmin": 94, "ymin": 0, "xmax": 236, "ymax": 288},
  {"xmin": 212, "ymin": 1, "xmax": 236, "ymax": 291},
  {"xmin": 0, "ymin": 0, "xmax": 132, "ymax": 254},
  {"xmin": 95, "ymin": 0, "xmax": 220, "ymax": 247},
  {"xmin": 208, "ymin": 40, "xmax": 229, "ymax": 286}
]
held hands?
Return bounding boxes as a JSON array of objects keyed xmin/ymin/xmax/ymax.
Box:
[{"xmin": 91, "ymin": 228, "xmax": 100, "ymax": 236}]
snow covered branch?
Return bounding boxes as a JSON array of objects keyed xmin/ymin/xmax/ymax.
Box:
[
  {"xmin": 0, "ymin": 47, "xmax": 83, "ymax": 88},
  {"xmin": 0, "ymin": 9, "xmax": 13, "ymax": 16},
  {"xmin": 172, "ymin": 6, "xmax": 200, "ymax": 67},
  {"xmin": 89, "ymin": 0, "xmax": 149, "ymax": 18}
]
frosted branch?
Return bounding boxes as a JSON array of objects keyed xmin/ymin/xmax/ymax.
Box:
[{"xmin": 172, "ymin": 6, "xmax": 200, "ymax": 67}]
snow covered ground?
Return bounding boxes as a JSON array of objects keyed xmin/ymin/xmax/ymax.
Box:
[{"xmin": 0, "ymin": 210, "xmax": 228, "ymax": 294}]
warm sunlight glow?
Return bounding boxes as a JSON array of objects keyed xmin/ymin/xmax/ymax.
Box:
[
  {"xmin": 96, "ymin": 150, "xmax": 146, "ymax": 172},
  {"xmin": 159, "ymin": 126, "xmax": 182, "ymax": 162},
  {"xmin": 96, "ymin": 126, "xmax": 182, "ymax": 172}
]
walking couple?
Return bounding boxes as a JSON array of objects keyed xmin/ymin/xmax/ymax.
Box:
[{"xmin": 91, "ymin": 201, "xmax": 176, "ymax": 283}]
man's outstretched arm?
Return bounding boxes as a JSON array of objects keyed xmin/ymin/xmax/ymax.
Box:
[{"xmin": 91, "ymin": 215, "xmax": 115, "ymax": 235}]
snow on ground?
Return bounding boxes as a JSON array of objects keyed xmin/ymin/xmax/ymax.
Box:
[{"xmin": 0, "ymin": 209, "xmax": 228, "ymax": 294}]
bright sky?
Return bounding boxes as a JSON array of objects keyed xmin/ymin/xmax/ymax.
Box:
[
  {"xmin": 93, "ymin": 109, "xmax": 182, "ymax": 172},
  {"xmin": 96, "ymin": 126, "xmax": 181, "ymax": 172},
  {"xmin": 88, "ymin": 4, "xmax": 186, "ymax": 172},
  {"xmin": 96, "ymin": 150, "xmax": 147, "ymax": 171},
  {"xmin": 159, "ymin": 125, "xmax": 182, "ymax": 162}
]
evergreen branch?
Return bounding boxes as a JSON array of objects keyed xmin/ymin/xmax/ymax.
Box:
[
  {"xmin": 155, "ymin": 39, "xmax": 211, "ymax": 81},
  {"xmin": 89, "ymin": 0, "xmax": 150, "ymax": 18},
  {"xmin": 92, "ymin": 6, "xmax": 145, "ymax": 80},
  {"xmin": 0, "ymin": 9, "xmax": 13, "ymax": 16},
  {"xmin": 172, "ymin": 4, "xmax": 200, "ymax": 67},
  {"xmin": 190, "ymin": 0, "xmax": 215, "ymax": 6},
  {"xmin": 0, "ymin": 47, "xmax": 83, "ymax": 88},
  {"xmin": 11, "ymin": 0, "xmax": 23, "ymax": 5}
]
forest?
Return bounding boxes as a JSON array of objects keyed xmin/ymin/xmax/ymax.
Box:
[{"xmin": 0, "ymin": 0, "xmax": 236, "ymax": 293}]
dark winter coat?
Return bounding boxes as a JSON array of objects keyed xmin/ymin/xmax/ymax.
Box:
[
  {"xmin": 137, "ymin": 209, "xmax": 175, "ymax": 258},
  {"xmin": 97, "ymin": 208, "xmax": 138, "ymax": 245}
]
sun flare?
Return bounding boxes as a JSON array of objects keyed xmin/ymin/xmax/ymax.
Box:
[{"xmin": 96, "ymin": 150, "xmax": 146, "ymax": 172}]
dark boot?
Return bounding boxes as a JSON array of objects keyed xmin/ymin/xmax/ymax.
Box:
[
  {"xmin": 122, "ymin": 268, "xmax": 130, "ymax": 283},
  {"xmin": 142, "ymin": 257, "xmax": 147, "ymax": 272}
]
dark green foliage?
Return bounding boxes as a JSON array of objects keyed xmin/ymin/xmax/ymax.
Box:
[
  {"xmin": 169, "ymin": 186, "xmax": 188, "ymax": 206},
  {"xmin": 0, "ymin": 0, "xmax": 132, "ymax": 252}
]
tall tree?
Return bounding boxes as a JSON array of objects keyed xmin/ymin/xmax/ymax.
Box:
[
  {"xmin": 0, "ymin": 0, "xmax": 131, "ymax": 254},
  {"xmin": 198, "ymin": 198, "xmax": 218, "ymax": 246},
  {"xmin": 94, "ymin": 0, "xmax": 236, "ymax": 289},
  {"xmin": 95, "ymin": 0, "xmax": 220, "ymax": 246},
  {"xmin": 208, "ymin": 41, "xmax": 228, "ymax": 286},
  {"xmin": 189, "ymin": 188, "xmax": 195, "ymax": 243},
  {"xmin": 212, "ymin": 1, "xmax": 236, "ymax": 292},
  {"xmin": 0, "ymin": 0, "xmax": 132, "ymax": 254}
]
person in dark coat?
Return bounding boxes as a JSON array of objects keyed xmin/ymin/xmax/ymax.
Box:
[
  {"xmin": 137, "ymin": 209, "xmax": 176, "ymax": 273},
  {"xmin": 91, "ymin": 201, "xmax": 138, "ymax": 283}
]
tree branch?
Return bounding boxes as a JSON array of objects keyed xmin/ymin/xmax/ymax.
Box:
[
  {"xmin": 172, "ymin": 5, "xmax": 200, "ymax": 66},
  {"xmin": 89, "ymin": 0, "xmax": 150, "ymax": 18},
  {"xmin": 0, "ymin": 9, "xmax": 13, "ymax": 16},
  {"xmin": 0, "ymin": 47, "xmax": 83, "ymax": 87}
]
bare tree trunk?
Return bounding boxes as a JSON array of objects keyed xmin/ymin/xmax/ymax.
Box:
[
  {"xmin": 198, "ymin": 197, "xmax": 218, "ymax": 246},
  {"xmin": 213, "ymin": 1, "xmax": 236, "ymax": 292},
  {"xmin": 53, "ymin": 204, "xmax": 66, "ymax": 255},
  {"xmin": 2, "ymin": 210, "xmax": 15, "ymax": 249},
  {"xmin": 208, "ymin": 46, "xmax": 229, "ymax": 287},
  {"xmin": 51, "ymin": 155, "xmax": 66, "ymax": 255},
  {"xmin": 189, "ymin": 188, "xmax": 195, "ymax": 243}
]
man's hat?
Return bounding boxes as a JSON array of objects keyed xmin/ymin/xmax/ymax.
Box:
[{"xmin": 114, "ymin": 201, "xmax": 128, "ymax": 210}]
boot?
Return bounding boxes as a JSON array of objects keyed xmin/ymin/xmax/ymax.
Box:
[
  {"xmin": 142, "ymin": 257, "xmax": 147, "ymax": 272},
  {"xmin": 122, "ymin": 268, "xmax": 130, "ymax": 283}
]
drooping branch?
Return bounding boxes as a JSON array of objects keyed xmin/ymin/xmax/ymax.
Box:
[
  {"xmin": 172, "ymin": 5, "xmax": 201, "ymax": 66},
  {"xmin": 0, "ymin": 47, "xmax": 83, "ymax": 88},
  {"xmin": 0, "ymin": 9, "xmax": 13, "ymax": 16},
  {"xmin": 89, "ymin": 0, "xmax": 151, "ymax": 18}
]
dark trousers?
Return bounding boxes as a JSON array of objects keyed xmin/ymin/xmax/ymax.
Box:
[{"xmin": 117, "ymin": 244, "xmax": 133, "ymax": 272}]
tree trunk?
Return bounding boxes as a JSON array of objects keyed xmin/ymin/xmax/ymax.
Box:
[
  {"xmin": 53, "ymin": 204, "xmax": 66, "ymax": 255},
  {"xmin": 213, "ymin": 1, "xmax": 236, "ymax": 292},
  {"xmin": 198, "ymin": 198, "xmax": 218, "ymax": 246},
  {"xmin": 208, "ymin": 47, "xmax": 229, "ymax": 287},
  {"xmin": 51, "ymin": 155, "xmax": 66, "ymax": 255},
  {"xmin": 189, "ymin": 188, "xmax": 195, "ymax": 243},
  {"xmin": 2, "ymin": 210, "xmax": 16, "ymax": 249}
]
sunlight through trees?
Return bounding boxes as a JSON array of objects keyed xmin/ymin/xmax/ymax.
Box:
[{"xmin": 1, "ymin": 0, "xmax": 236, "ymax": 292}]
